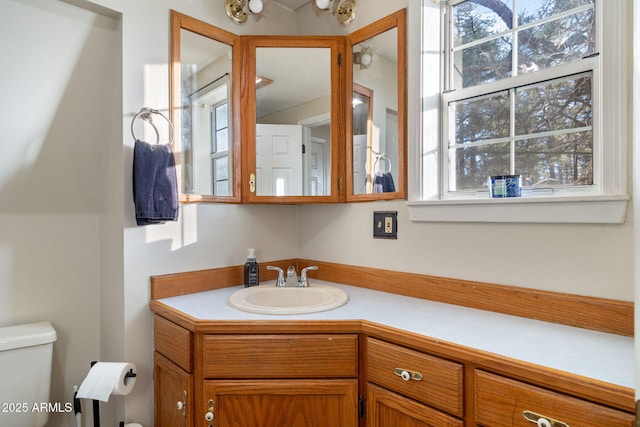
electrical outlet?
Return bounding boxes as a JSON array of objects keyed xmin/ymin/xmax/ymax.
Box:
[
  {"xmin": 385, "ymin": 217, "xmax": 393, "ymax": 233},
  {"xmin": 373, "ymin": 211, "xmax": 398, "ymax": 239}
]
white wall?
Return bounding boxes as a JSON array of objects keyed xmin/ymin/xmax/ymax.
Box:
[{"xmin": 0, "ymin": 1, "xmax": 120, "ymax": 426}]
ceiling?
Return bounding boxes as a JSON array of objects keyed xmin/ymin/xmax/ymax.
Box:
[{"xmin": 273, "ymin": 0, "xmax": 311, "ymax": 12}]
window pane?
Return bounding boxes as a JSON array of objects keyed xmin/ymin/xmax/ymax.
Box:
[
  {"xmin": 214, "ymin": 180, "xmax": 229, "ymax": 196},
  {"xmin": 214, "ymin": 156, "xmax": 228, "ymax": 181},
  {"xmin": 216, "ymin": 128, "xmax": 229, "ymax": 152},
  {"xmin": 212, "ymin": 156, "xmax": 230, "ymax": 196},
  {"xmin": 452, "ymin": 91, "xmax": 510, "ymax": 145},
  {"xmin": 454, "ymin": 36, "xmax": 513, "ymax": 88},
  {"xmin": 517, "ymin": 0, "xmax": 594, "ymax": 22},
  {"xmin": 515, "ymin": 131, "xmax": 593, "ymax": 187},
  {"xmin": 452, "ymin": 0, "xmax": 510, "ymax": 47},
  {"xmin": 215, "ymin": 103, "xmax": 228, "ymax": 129},
  {"xmin": 515, "ymin": 73, "xmax": 592, "ymax": 135},
  {"xmin": 450, "ymin": 142, "xmax": 511, "ymax": 191},
  {"xmin": 452, "ymin": 0, "xmax": 596, "ymax": 88},
  {"xmin": 518, "ymin": 10, "xmax": 595, "ymax": 73}
]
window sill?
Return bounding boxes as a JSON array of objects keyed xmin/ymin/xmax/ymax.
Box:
[{"xmin": 406, "ymin": 195, "xmax": 630, "ymax": 224}]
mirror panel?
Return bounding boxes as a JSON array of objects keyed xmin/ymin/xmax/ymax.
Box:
[
  {"xmin": 255, "ymin": 47, "xmax": 331, "ymax": 196},
  {"xmin": 170, "ymin": 11, "xmax": 240, "ymax": 202},
  {"xmin": 347, "ymin": 10, "xmax": 407, "ymax": 201},
  {"xmin": 242, "ymin": 37, "xmax": 345, "ymax": 203}
]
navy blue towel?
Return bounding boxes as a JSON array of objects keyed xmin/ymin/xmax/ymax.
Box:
[
  {"xmin": 133, "ymin": 140, "xmax": 178, "ymax": 225},
  {"xmin": 373, "ymin": 172, "xmax": 396, "ymax": 193}
]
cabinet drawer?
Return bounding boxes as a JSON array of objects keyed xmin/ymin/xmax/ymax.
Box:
[
  {"xmin": 366, "ymin": 338, "xmax": 464, "ymax": 417},
  {"xmin": 475, "ymin": 370, "xmax": 635, "ymax": 427},
  {"xmin": 203, "ymin": 334, "xmax": 358, "ymax": 378},
  {"xmin": 154, "ymin": 315, "xmax": 192, "ymax": 372}
]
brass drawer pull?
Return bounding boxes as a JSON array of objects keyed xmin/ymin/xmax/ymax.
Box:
[
  {"xmin": 394, "ymin": 368, "xmax": 423, "ymax": 382},
  {"xmin": 523, "ymin": 410, "xmax": 569, "ymax": 427}
]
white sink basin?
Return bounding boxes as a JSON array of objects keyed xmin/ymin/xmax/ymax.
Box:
[{"xmin": 228, "ymin": 284, "xmax": 349, "ymax": 315}]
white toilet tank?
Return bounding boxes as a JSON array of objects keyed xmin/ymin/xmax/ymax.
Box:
[{"xmin": 0, "ymin": 321, "xmax": 57, "ymax": 427}]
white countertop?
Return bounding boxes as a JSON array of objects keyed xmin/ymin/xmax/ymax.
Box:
[{"xmin": 158, "ymin": 280, "xmax": 635, "ymax": 389}]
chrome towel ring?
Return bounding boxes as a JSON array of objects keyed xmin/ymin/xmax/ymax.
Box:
[
  {"xmin": 374, "ymin": 153, "xmax": 392, "ymax": 174},
  {"xmin": 131, "ymin": 107, "xmax": 175, "ymax": 146}
]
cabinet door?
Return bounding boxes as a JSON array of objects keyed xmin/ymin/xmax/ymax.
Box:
[
  {"xmin": 203, "ymin": 379, "xmax": 358, "ymax": 427},
  {"xmin": 367, "ymin": 383, "xmax": 463, "ymax": 427},
  {"xmin": 154, "ymin": 352, "xmax": 193, "ymax": 427}
]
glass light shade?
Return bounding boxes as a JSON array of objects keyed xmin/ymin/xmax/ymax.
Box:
[
  {"xmin": 315, "ymin": 0, "xmax": 331, "ymax": 10},
  {"xmin": 249, "ymin": 0, "xmax": 263, "ymax": 14}
]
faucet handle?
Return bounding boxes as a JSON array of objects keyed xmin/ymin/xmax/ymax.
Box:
[
  {"xmin": 285, "ymin": 266, "xmax": 299, "ymax": 287},
  {"xmin": 300, "ymin": 266, "xmax": 319, "ymax": 287},
  {"xmin": 266, "ymin": 266, "xmax": 285, "ymax": 287}
]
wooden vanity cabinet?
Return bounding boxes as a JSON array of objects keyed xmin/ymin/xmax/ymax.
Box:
[
  {"xmin": 152, "ymin": 313, "xmax": 635, "ymax": 427},
  {"xmin": 365, "ymin": 337, "xmax": 464, "ymax": 427},
  {"xmin": 199, "ymin": 334, "xmax": 359, "ymax": 427}
]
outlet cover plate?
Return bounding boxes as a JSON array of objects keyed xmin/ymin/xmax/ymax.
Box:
[{"xmin": 373, "ymin": 211, "xmax": 398, "ymax": 239}]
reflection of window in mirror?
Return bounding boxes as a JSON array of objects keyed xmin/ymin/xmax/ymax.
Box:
[
  {"xmin": 184, "ymin": 73, "xmax": 232, "ymax": 196},
  {"xmin": 170, "ymin": 10, "xmax": 240, "ymax": 203},
  {"xmin": 180, "ymin": 28, "xmax": 233, "ymax": 196},
  {"xmin": 353, "ymin": 84, "xmax": 372, "ymax": 194}
]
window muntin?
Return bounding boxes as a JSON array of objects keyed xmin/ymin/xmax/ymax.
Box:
[
  {"xmin": 444, "ymin": 0, "xmax": 597, "ymax": 196},
  {"xmin": 450, "ymin": 0, "xmax": 595, "ymax": 89}
]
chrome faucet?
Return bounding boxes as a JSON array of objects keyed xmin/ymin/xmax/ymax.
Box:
[
  {"xmin": 266, "ymin": 265, "xmax": 319, "ymax": 287},
  {"xmin": 300, "ymin": 266, "xmax": 318, "ymax": 287},
  {"xmin": 285, "ymin": 266, "xmax": 299, "ymax": 287}
]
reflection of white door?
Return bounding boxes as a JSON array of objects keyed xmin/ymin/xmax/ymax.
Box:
[
  {"xmin": 353, "ymin": 134, "xmax": 368, "ymax": 194},
  {"xmin": 309, "ymin": 138, "xmax": 326, "ymax": 196},
  {"xmin": 256, "ymin": 124, "xmax": 303, "ymax": 196}
]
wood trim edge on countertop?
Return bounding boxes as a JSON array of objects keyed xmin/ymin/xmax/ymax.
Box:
[
  {"xmin": 150, "ymin": 258, "xmax": 633, "ymax": 336},
  {"xmin": 298, "ymin": 259, "xmax": 633, "ymax": 337}
]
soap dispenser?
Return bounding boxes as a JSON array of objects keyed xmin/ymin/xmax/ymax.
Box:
[{"xmin": 244, "ymin": 248, "xmax": 259, "ymax": 287}]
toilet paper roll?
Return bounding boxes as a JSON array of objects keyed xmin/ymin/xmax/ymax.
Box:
[
  {"xmin": 124, "ymin": 424, "xmax": 143, "ymax": 427},
  {"xmin": 77, "ymin": 362, "xmax": 136, "ymax": 402}
]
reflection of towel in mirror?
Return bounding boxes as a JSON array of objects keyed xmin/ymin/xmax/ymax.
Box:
[
  {"xmin": 133, "ymin": 140, "xmax": 178, "ymax": 226},
  {"xmin": 373, "ymin": 172, "xmax": 396, "ymax": 193}
]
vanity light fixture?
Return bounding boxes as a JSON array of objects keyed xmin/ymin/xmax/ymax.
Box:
[
  {"xmin": 225, "ymin": 0, "xmax": 357, "ymax": 25},
  {"xmin": 315, "ymin": 0, "xmax": 357, "ymax": 25},
  {"xmin": 255, "ymin": 75, "xmax": 273, "ymax": 90},
  {"xmin": 353, "ymin": 46, "xmax": 372, "ymax": 69}
]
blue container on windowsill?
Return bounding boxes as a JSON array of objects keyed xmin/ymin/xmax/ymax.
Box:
[{"xmin": 489, "ymin": 175, "xmax": 522, "ymax": 198}]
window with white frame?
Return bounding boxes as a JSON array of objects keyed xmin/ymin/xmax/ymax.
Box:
[
  {"xmin": 444, "ymin": 0, "xmax": 597, "ymax": 196},
  {"xmin": 412, "ymin": 0, "xmax": 629, "ymax": 223}
]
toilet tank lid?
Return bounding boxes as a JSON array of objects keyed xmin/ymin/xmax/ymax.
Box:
[{"xmin": 0, "ymin": 321, "xmax": 57, "ymax": 352}]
